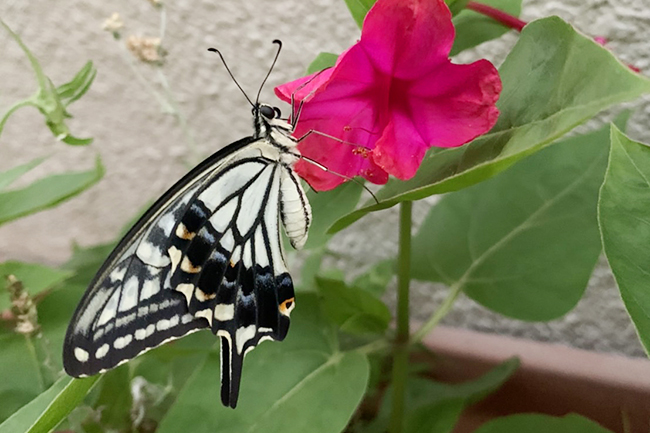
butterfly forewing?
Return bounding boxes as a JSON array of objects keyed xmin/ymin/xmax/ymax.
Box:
[{"xmin": 63, "ymin": 126, "xmax": 309, "ymax": 408}]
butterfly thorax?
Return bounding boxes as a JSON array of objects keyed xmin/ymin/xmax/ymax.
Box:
[{"xmin": 253, "ymin": 103, "xmax": 300, "ymax": 165}]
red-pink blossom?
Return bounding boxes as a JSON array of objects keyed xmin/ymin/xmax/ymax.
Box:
[{"xmin": 276, "ymin": 0, "xmax": 502, "ymax": 191}]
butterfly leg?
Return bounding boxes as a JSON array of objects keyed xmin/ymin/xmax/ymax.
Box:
[
  {"xmin": 295, "ymin": 129, "xmax": 372, "ymax": 151},
  {"xmin": 298, "ymin": 156, "xmax": 379, "ymax": 204}
]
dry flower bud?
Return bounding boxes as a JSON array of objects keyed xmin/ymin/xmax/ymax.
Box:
[
  {"xmin": 103, "ymin": 13, "xmax": 124, "ymax": 34},
  {"xmin": 15, "ymin": 318, "xmax": 38, "ymax": 335},
  {"xmin": 6, "ymin": 275, "xmax": 40, "ymax": 336},
  {"xmin": 126, "ymin": 35, "xmax": 164, "ymax": 64}
]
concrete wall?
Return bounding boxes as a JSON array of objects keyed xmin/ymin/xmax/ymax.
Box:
[{"xmin": 1, "ymin": 0, "xmax": 648, "ymax": 356}]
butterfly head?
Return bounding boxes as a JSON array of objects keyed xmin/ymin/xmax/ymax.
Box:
[
  {"xmin": 253, "ymin": 103, "xmax": 292, "ymax": 138},
  {"xmin": 256, "ymin": 103, "xmax": 281, "ymax": 120}
]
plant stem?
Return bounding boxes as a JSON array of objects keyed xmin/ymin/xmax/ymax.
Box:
[
  {"xmin": 154, "ymin": 3, "xmax": 199, "ymax": 168},
  {"xmin": 388, "ymin": 201, "xmax": 412, "ymax": 433},
  {"xmin": 115, "ymin": 40, "xmax": 172, "ymax": 113},
  {"xmin": 0, "ymin": 99, "xmax": 34, "ymax": 137},
  {"xmin": 410, "ymin": 282, "xmax": 462, "ymax": 344},
  {"xmin": 158, "ymin": 3, "xmax": 167, "ymax": 42},
  {"xmin": 24, "ymin": 334, "xmax": 46, "ymax": 391},
  {"xmin": 156, "ymin": 69, "xmax": 200, "ymax": 167},
  {"xmin": 467, "ymin": 1, "xmax": 527, "ymax": 32}
]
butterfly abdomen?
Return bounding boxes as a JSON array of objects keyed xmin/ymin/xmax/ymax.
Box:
[{"xmin": 279, "ymin": 166, "xmax": 312, "ymax": 249}]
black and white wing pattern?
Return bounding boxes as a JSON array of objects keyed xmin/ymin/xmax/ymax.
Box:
[{"xmin": 64, "ymin": 104, "xmax": 311, "ymax": 408}]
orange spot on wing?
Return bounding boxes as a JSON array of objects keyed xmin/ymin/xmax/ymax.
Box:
[
  {"xmin": 279, "ymin": 297, "xmax": 295, "ymax": 316},
  {"xmin": 176, "ymin": 223, "xmax": 196, "ymax": 240}
]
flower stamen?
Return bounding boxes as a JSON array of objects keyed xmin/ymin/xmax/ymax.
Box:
[{"xmin": 352, "ymin": 147, "xmax": 369, "ymax": 158}]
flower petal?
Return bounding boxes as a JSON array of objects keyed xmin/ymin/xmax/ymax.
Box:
[
  {"xmin": 280, "ymin": 44, "xmax": 391, "ymax": 190},
  {"xmin": 361, "ymin": 0, "xmax": 454, "ymax": 80},
  {"xmin": 274, "ymin": 68, "xmax": 334, "ymax": 105},
  {"xmin": 371, "ymin": 112, "xmax": 429, "ymax": 180},
  {"xmin": 407, "ymin": 59, "xmax": 501, "ymax": 147}
]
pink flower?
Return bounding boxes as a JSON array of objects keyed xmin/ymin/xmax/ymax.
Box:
[
  {"xmin": 275, "ymin": 0, "xmax": 502, "ymax": 191},
  {"xmin": 593, "ymin": 36, "xmax": 608, "ymax": 46}
]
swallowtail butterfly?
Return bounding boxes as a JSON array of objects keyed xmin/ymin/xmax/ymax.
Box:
[{"xmin": 63, "ymin": 41, "xmax": 312, "ymax": 408}]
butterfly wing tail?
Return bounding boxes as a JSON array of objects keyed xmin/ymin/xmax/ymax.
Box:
[{"xmin": 219, "ymin": 335, "xmax": 244, "ymax": 408}]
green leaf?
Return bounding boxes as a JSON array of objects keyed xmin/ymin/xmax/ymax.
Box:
[
  {"xmin": 88, "ymin": 366, "xmax": 132, "ymax": 430},
  {"xmin": 351, "ymin": 259, "xmax": 394, "ymax": 297},
  {"xmin": 431, "ymin": 357, "xmax": 519, "ymax": 404},
  {"xmin": 0, "ymin": 282, "xmax": 77, "ymax": 421},
  {"xmin": 316, "ymin": 276, "xmax": 391, "ymax": 335},
  {"xmin": 366, "ymin": 358, "xmax": 518, "ymax": 433},
  {"xmin": 451, "ymin": 0, "xmax": 523, "ymax": 56},
  {"xmin": 0, "ymin": 376, "xmax": 99, "ymax": 433},
  {"xmin": 307, "ymin": 52, "xmax": 339, "ymax": 74},
  {"xmin": 404, "ymin": 399, "xmax": 464, "ymax": 433},
  {"xmin": 473, "ymin": 414, "xmax": 613, "ymax": 433},
  {"xmin": 56, "ymin": 61, "xmax": 97, "ymax": 106},
  {"xmin": 37, "ymin": 284, "xmax": 87, "ymax": 373},
  {"xmin": 0, "ymin": 20, "xmax": 49, "ymax": 95},
  {"xmin": 0, "ymin": 334, "xmax": 45, "ymax": 423},
  {"xmin": 329, "ymin": 16, "xmax": 650, "ymax": 234},
  {"xmin": 445, "ymin": 0, "xmax": 470, "ymax": 16},
  {"xmin": 0, "ymin": 262, "xmax": 72, "ymax": 311},
  {"xmin": 304, "ymin": 181, "xmax": 363, "ymax": 249},
  {"xmin": 128, "ymin": 336, "xmax": 215, "ymax": 425},
  {"xmin": 5, "ymin": 284, "xmax": 123, "ymax": 430},
  {"xmin": 60, "ymin": 134, "xmax": 93, "ymax": 146},
  {"xmin": 61, "ymin": 242, "xmax": 114, "ymax": 287},
  {"xmin": 343, "ymin": 0, "xmax": 376, "ymax": 28},
  {"xmin": 298, "ymin": 248, "xmax": 325, "ymax": 292},
  {"xmin": 599, "ymin": 125, "xmax": 650, "ymax": 354},
  {"xmin": 0, "ymin": 158, "xmax": 45, "ymax": 191},
  {"xmin": 0, "ymin": 279, "xmax": 73, "ymax": 410},
  {"xmin": 412, "ymin": 121, "xmax": 613, "ymax": 321},
  {"xmin": 401, "ymin": 358, "xmax": 519, "ymax": 411},
  {"xmin": 157, "ymin": 294, "xmax": 369, "ymax": 433},
  {"xmin": 0, "ymin": 157, "xmax": 104, "ymax": 226}
]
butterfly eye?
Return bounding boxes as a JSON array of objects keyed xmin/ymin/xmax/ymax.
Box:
[
  {"xmin": 273, "ymin": 107, "xmax": 282, "ymax": 118},
  {"xmin": 259, "ymin": 105, "xmax": 275, "ymax": 119}
]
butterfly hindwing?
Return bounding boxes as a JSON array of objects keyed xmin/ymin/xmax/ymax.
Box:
[{"xmin": 166, "ymin": 158, "xmax": 296, "ymax": 407}]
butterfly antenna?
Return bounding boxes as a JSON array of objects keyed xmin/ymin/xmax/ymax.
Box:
[
  {"xmin": 207, "ymin": 47, "xmax": 254, "ymax": 107},
  {"xmin": 255, "ymin": 39, "xmax": 282, "ymax": 105}
]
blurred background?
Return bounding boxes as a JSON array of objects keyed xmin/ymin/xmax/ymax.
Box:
[{"xmin": 1, "ymin": 0, "xmax": 649, "ymax": 356}]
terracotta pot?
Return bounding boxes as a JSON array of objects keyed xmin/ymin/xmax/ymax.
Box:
[{"xmin": 421, "ymin": 326, "xmax": 650, "ymax": 433}]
